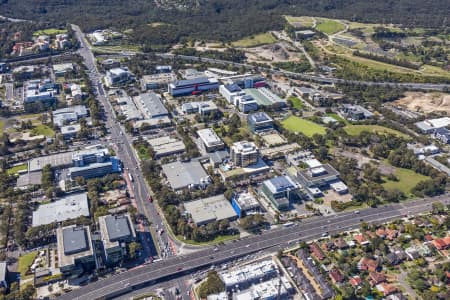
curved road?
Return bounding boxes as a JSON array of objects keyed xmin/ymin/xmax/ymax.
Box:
[{"xmin": 58, "ymin": 196, "xmax": 448, "ymax": 300}]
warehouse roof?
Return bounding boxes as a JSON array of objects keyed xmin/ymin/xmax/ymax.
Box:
[
  {"xmin": 137, "ymin": 92, "xmax": 168, "ymax": 118},
  {"xmin": 162, "ymin": 160, "xmax": 210, "ymax": 190},
  {"xmin": 62, "ymin": 226, "xmax": 90, "ymax": 255},
  {"xmin": 184, "ymin": 195, "xmax": 237, "ymax": 226}
]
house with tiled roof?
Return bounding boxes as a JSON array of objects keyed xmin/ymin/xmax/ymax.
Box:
[
  {"xmin": 329, "ymin": 268, "xmax": 344, "ymax": 284},
  {"xmin": 432, "ymin": 236, "xmax": 450, "ymax": 250},
  {"xmin": 349, "ymin": 276, "xmax": 362, "ymax": 288},
  {"xmin": 358, "ymin": 257, "xmax": 379, "ymax": 272},
  {"xmin": 309, "ymin": 242, "xmax": 325, "ymax": 260},
  {"xmin": 369, "ymin": 272, "xmax": 386, "ymax": 287},
  {"xmin": 354, "ymin": 234, "xmax": 370, "ymax": 246},
  {"xmin": 333, "ymin": 238, "xmax": 348, "ymax": 250},
  {"xmin": 376, "ymin": 283, "xmax": 398, "ymax": 296}
]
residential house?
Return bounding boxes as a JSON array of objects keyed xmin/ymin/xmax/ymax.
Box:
[
  {"xmin": 358, "ymin": 257, "xmax": 379, "ymax": 272},
  {"xmin": 329, "ymin": 268, "xmax": 344, "ymax": 284},
  {"xmin": 354, "ymin": 234, "xmax": 370, "ymax": 246},
  {"xmin": 309, "ymin": 242, "xmax": 325, "ymax": 260},
  {"xmin": 369, "ymin": 272, "xmax": 386, "ymax": 287}
]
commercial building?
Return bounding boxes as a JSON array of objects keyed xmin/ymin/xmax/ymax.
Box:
[
  {"xmin": 260, "ymin": 143, "xmax": 300, "ymax": 160},
  {"xmin": 230, "ymin": 141, "xmax": 259, "ymax": 167},
  {"xmin": 434, "ymin": 128, "xmax": 450, "ymax": 144},
  {"xmin": 197, "ymin": 128, "xmax": 225, "ymax": 152},
  {"xmin": 181, "ymin": 101, "xmax": 218, "ymax": 116},
  {"xmin": 72, "ymin": 147, "xmax": 109, "ymax": 167},
  {"xmin": 101, "ymin": 59, "xmax": 120, "ymax": 70},
  {"xmin": 32, "ymin": 193, "xmax": 90, "ymax": 227},
  {"xmin": 134, "ymin": 92, "xmax": 168, "ymax": 119},
  {"xmin": 105, "ymin": 68, "xmax": 133, "ymax": 87},
  {"xmin": 162, "ymin": 160, "xmax": 211, "ymax": 190},
  {"xmin": 244, "ymin": 87, "xmax": 286, "ymax": 109},
  {"xmin": 0, "ymin": 262, "xmax": 8, "ymax": 289},
  {"xmin": 53, "ymin": 63, "xmax": 74, "ymax": 77},
  {"xmin": 219, "ymin": 84, "xmax": 246, "ymax": 103},
  {"xmin": 261, "ymin": 176, "xmax": 299, "ymax": 210},
  {"xmin": 60, "ymin": 124, "xmax": 81, "ymax": 140},
  {"xmin": 141, "ymin": 73, "xmax": 177, "ymax": 90},
  {"xmin": 180, "ymin": 68, "xmax": 206, "ymax": 80},
  {"xmin": 147, "ymin": 136, "xmax": 186, "ymax": 158},
  {"xmin": 416, "ymin": 117, "xmax": 450, "ymax": 134},
  {"xmin": 28, "ymin": 152, "xmax": 74, "ymax": 172},
  {"xmin": 340, "ymin": 104, "xmax": 374, "ymax": 120},
  {"xmin": 98, "ymin": 214, "xmax": 136, "ymax": 265},
  {"xmin": 235, "ymin": 94, "xmax": 259, "ymax": 113},
  {"xmin": 231, "ymin": 192, "xmax": 261, "ymax": 217},
  {"xmin": 68, "ymin": 158, "xmax": 121, "ymax": 180},
  {"xmin": 183, "ymin": 195, "xmax": 237, "ymax": 226},
  {"xmin": 247, "ymin": 112, "xmax": 274, "ymax": 133},
  {"xmin": 168, "ymin": 77, "xmax": 219, "ymax": 96},
  {"xmin": 235, "ymin": 277, "xmax": 293, "ymax": 300},
  {"xmin": 117, "ymin": 95, "xmax": 141, "ymax": 121},
  {"xmin": 24, "ymin": 85, "xmax": 57, "ymax": 105},
  {"xmin": 52, "ymin": 105, "xmax": 88, "ymax": 127},
  {"xmin": 296, "ymin": 163, "xmax": 340, "ymax": 188},
  {"xmin": 220, "ymin": 260, "xmax": 278, "ymax": 291},
  {"xmin": 57, "ymin": 225, "xmax": 95, "ymax": 277}
]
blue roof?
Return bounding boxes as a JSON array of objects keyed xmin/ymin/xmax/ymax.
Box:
[
  {"xmin": 266, "ymin": 176, "xmax": 296, "ymax": 193},
  {"xmin": 225, "ymin": 83, "xmax": 242, "ymax": 93}
]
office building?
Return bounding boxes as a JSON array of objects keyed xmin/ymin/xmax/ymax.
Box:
[
  {"xmin": 52, "ymin": 105, "xmax": 88, "ymax": 127},
  {"xmin": 231, "ymin": 192, "xmax": 260, "ymax": 217},
  {"xmin": 247, "ymin": 112, "xmax": 274, "ymax": 133},
  {"xmin": 183, "ymin": 195, "xmax": 237, "ymax": 226},
  {"xmin": 162, "ymin": 160, "xmax": 211, "ymax": 190},
  {"xmin": 57, "ymin": 225, "xmax": 95, "ymax": 277},
  {"xmin": 105, "ymin": 68, "xmax": 133, "ymax": 87},
  {"xmin": 220, "ymin": 260, "xmax": 278, "ymax": 291},
  {"xmin": 231, "ymin": 141, "xmax": 259, "ymax": 167},
  {"xmin": 197, "ymin": 128, "xmax": 225, "ymax": 152},
  {"xmin": 135, "ymin": 92, "xmax": 168, "ymax": 119},
  {"xmin": 219, "ymin": 84, "xmax": 246, "ymax": 103},
  {"xmin": 262, "ymin": 176, "xmax": 299, "ymax": 210},
  {"xmin": 53, "ymin": 63, "xmax": 74, "ymax": 77},
  {"xmin": 147, "ymin": 136, "xmax": 186, "ymax": 158},
  {"xmin": 60, "ymin": 124, "xmax": 81, "ymax": 140},
  {"xmin": 72, "ymin": 147, "xmax": 109, "ymax": 167},
  {"xmin": 24, "ymin": 84, "xmax": 56, "ymax": 105},
  {"xmin": 244, "ymin": 87, "xmax": 286, "ymax": 109},
  {"xmin": 101, "ymin": 59, "xmax": 120, "ymax": 70},
  {"xmin": 340, "ymin": 104, "xmax": 374, "ymax": 120},
  {"xmin": 235, "ymin": 94, "xmax": 259, "ymax": 113},
  {"xmin": 168, "ymin": 77, "xmax": 219, "ymax": 96},
  {"xmin": 141, "ymin": 73, "xmax": 177, "ymax": 90},
  {"xmin": 117, "ymin": 95, "xmax": 141, "ymax": 121},
  {"xmin": 98, "ymin": 214, "xmax": 136, "ymax": 265},
  {"xmin": 416, "ymin": 117, "xmax": 450, "ymax": 134},
  {"xmin": 181, "ymin": 101, "xmax": 218, "ymax": 116},
  {"xmin": 296, "ymin": 163, "xmax": 340, "ymax": 188},
  {"xmin": 32, "ymin": 193, "xmax": 89, "ymax": 227},
  {"xmin": 68, "ymin": 157, "xmax": 121, "ymax": 180}
]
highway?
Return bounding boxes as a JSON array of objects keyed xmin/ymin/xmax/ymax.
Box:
[
  {"xmin": 70, "ymin": 24, "xmax": 174, "ymax": 259},
  {"xmin": 58, "ymin": 196, "xmax": 448, "ymax": 300},
  {"xmin": 156, "ymin": 53, "xmax": 450, "ymax": 91}
]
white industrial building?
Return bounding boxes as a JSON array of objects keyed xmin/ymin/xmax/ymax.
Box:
[{"xmin": 197, "ymin": 128, "xmax": 225, "ymax": 152}]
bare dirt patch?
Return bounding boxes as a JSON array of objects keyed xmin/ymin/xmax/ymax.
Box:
[{"xmin": 393, "ymin": 92, "xmax": 450, "ymax": 114}]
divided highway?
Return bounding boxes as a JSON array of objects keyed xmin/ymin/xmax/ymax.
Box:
[{"xmin": 58, "ymin": 197, "xmax": 448, "ymax": 300}]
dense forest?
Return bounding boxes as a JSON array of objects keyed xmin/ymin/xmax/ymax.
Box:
[{"xmin": 0, "ymin": 0, "xmax": 449, "ymax": 46}]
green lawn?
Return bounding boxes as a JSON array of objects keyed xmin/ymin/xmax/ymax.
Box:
[
  {"xmin": 33, "ymin": 28, "xmax": 67, "ymax": 36},
  {"xmin": 344, "ymin": 125, "xmax": 410, "ymax": 139},
  {"xmin": 30, "ymin": 125, "xmax": 55, "ymax": 137},
  {"xmin": 0, "ymin": 120, "xmax": 4, "ymax": 136},
  {"xmin": 316, "ymin": 19, "xmax": 345, "ymax": 35},
  {"xmin": 288, "ymin": 96, "xmax": 306, "ymax": 110},
  {"xmin": 7, "ymin": 164, "xmax": 27, "ymax": 175},
  {"xmin": 383, "ymin": 167, "xmax": 429, "ymax": 195},
  {"xmin": 282, "ymin": 116, "xmax": 326, "ymax": 137},
  {"xmin": 18, "ymin": 251, "xmax": 38, "ymax": 277},
  {"xmin": 285, "ymin": 16, "xmax": 315, "ymax": 27},
  {"xmin": 136, "ymin": 144, "xmax": 152, "ymax": 161},
  {"xmin": 232, "ymin": 32, "xmax": 277, "ymax": 47}
]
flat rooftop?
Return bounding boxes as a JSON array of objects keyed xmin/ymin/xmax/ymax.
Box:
[
  {"xmin": 244, "ymin": 88, "xmax": 286, "ymax": 107},
  {"xmin": 184, "ymin": 195, "xmax": 237, "ymax": 226},
  {"xmin": 261, "ymin": 133, "xmax": 287, "ymax": 146},
  {"xmin": 136, "ymin": 92, "xmax": 168, "ymax": 119},
  {"xmin": 28, "ymin": 151, "xmax": 74, "ymax": 172},
  {"xmin": 99, "ymin": 214, "xmax": 135, "ymax": 250},
  {"xmin": 57, "ymin": 225, "xmax": 93, "ymax": 268},
  {"xmin": 197, "ymin": 128, "xmax": 223, "ymax": 147},
  {"xmin": 162, "ymin": 160, "xmax": 209, "ymax": 190},
  {"xmin": 32, "ymin": 193, "xmax": 90, "ymax": 227},
  {"xmin": 147, "ymin": 136, "xmax": 185, "ymax": 157}
]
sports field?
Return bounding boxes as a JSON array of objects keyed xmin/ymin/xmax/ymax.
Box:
[
  {"xmin": 316, "ymin": 19, "xmax": 345, "ymax": 35},
  {"xmin": 232, "ymin": 32, "xmax": 277, "ymax": 48},
  {"xmin": 282, "ymin": 116, "xmax": 326, "ymax": 137}
]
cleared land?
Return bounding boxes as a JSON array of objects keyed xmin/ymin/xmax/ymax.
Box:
[
  {"xmin": 284, "ymin": 16, "xmax": 315, "ymax": 28},
  {"xmin": 316, "ymin": 19, "xmax": 345, "ymax": 35},
  {"xmin": 393, "ymin": 92, "xmax": 450, "ymax": 114},
  {"xmin": 344, "ymin": 125, "xmax": 409, "ymax": 139},
  {"xmin": 383, "ymin": 167, "xmax": 429, "ymax": 195},
  {"xmin": 232, "ymin": 32, "xmax": 277, "ymax": 48},
  {"xmin": 282, "ymin": 116, "xmax": 326, "ymax": 137},
  {"xmin": 33, "ymin": 28, "xmax": 67, "ymax": 36}
]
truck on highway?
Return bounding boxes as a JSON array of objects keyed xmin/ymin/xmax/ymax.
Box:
[{"xmin": 283, "ymin": 222, "xmax": 294, "ymax": 227}]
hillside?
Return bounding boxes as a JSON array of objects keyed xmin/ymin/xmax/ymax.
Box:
[{"xmin": 0, "ymin": 0, "xmax": 449, "ymax": 46}]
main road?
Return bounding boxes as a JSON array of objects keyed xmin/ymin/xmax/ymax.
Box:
[
  {"xmin": 71, "ymin": 24, "xmax": 174, "ymax": 259},
  {"xmin": 58, "ymin": 196, "xmax": 448, "ymax": 300}
]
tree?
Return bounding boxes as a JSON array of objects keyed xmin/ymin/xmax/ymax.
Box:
[
  {"xmin": 198, "ymin": 271, "xmax": 225, "ymax": 298},
  {"xmin": 128, "ymin": 242, "xmax": 142, "ymax": 259}
]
